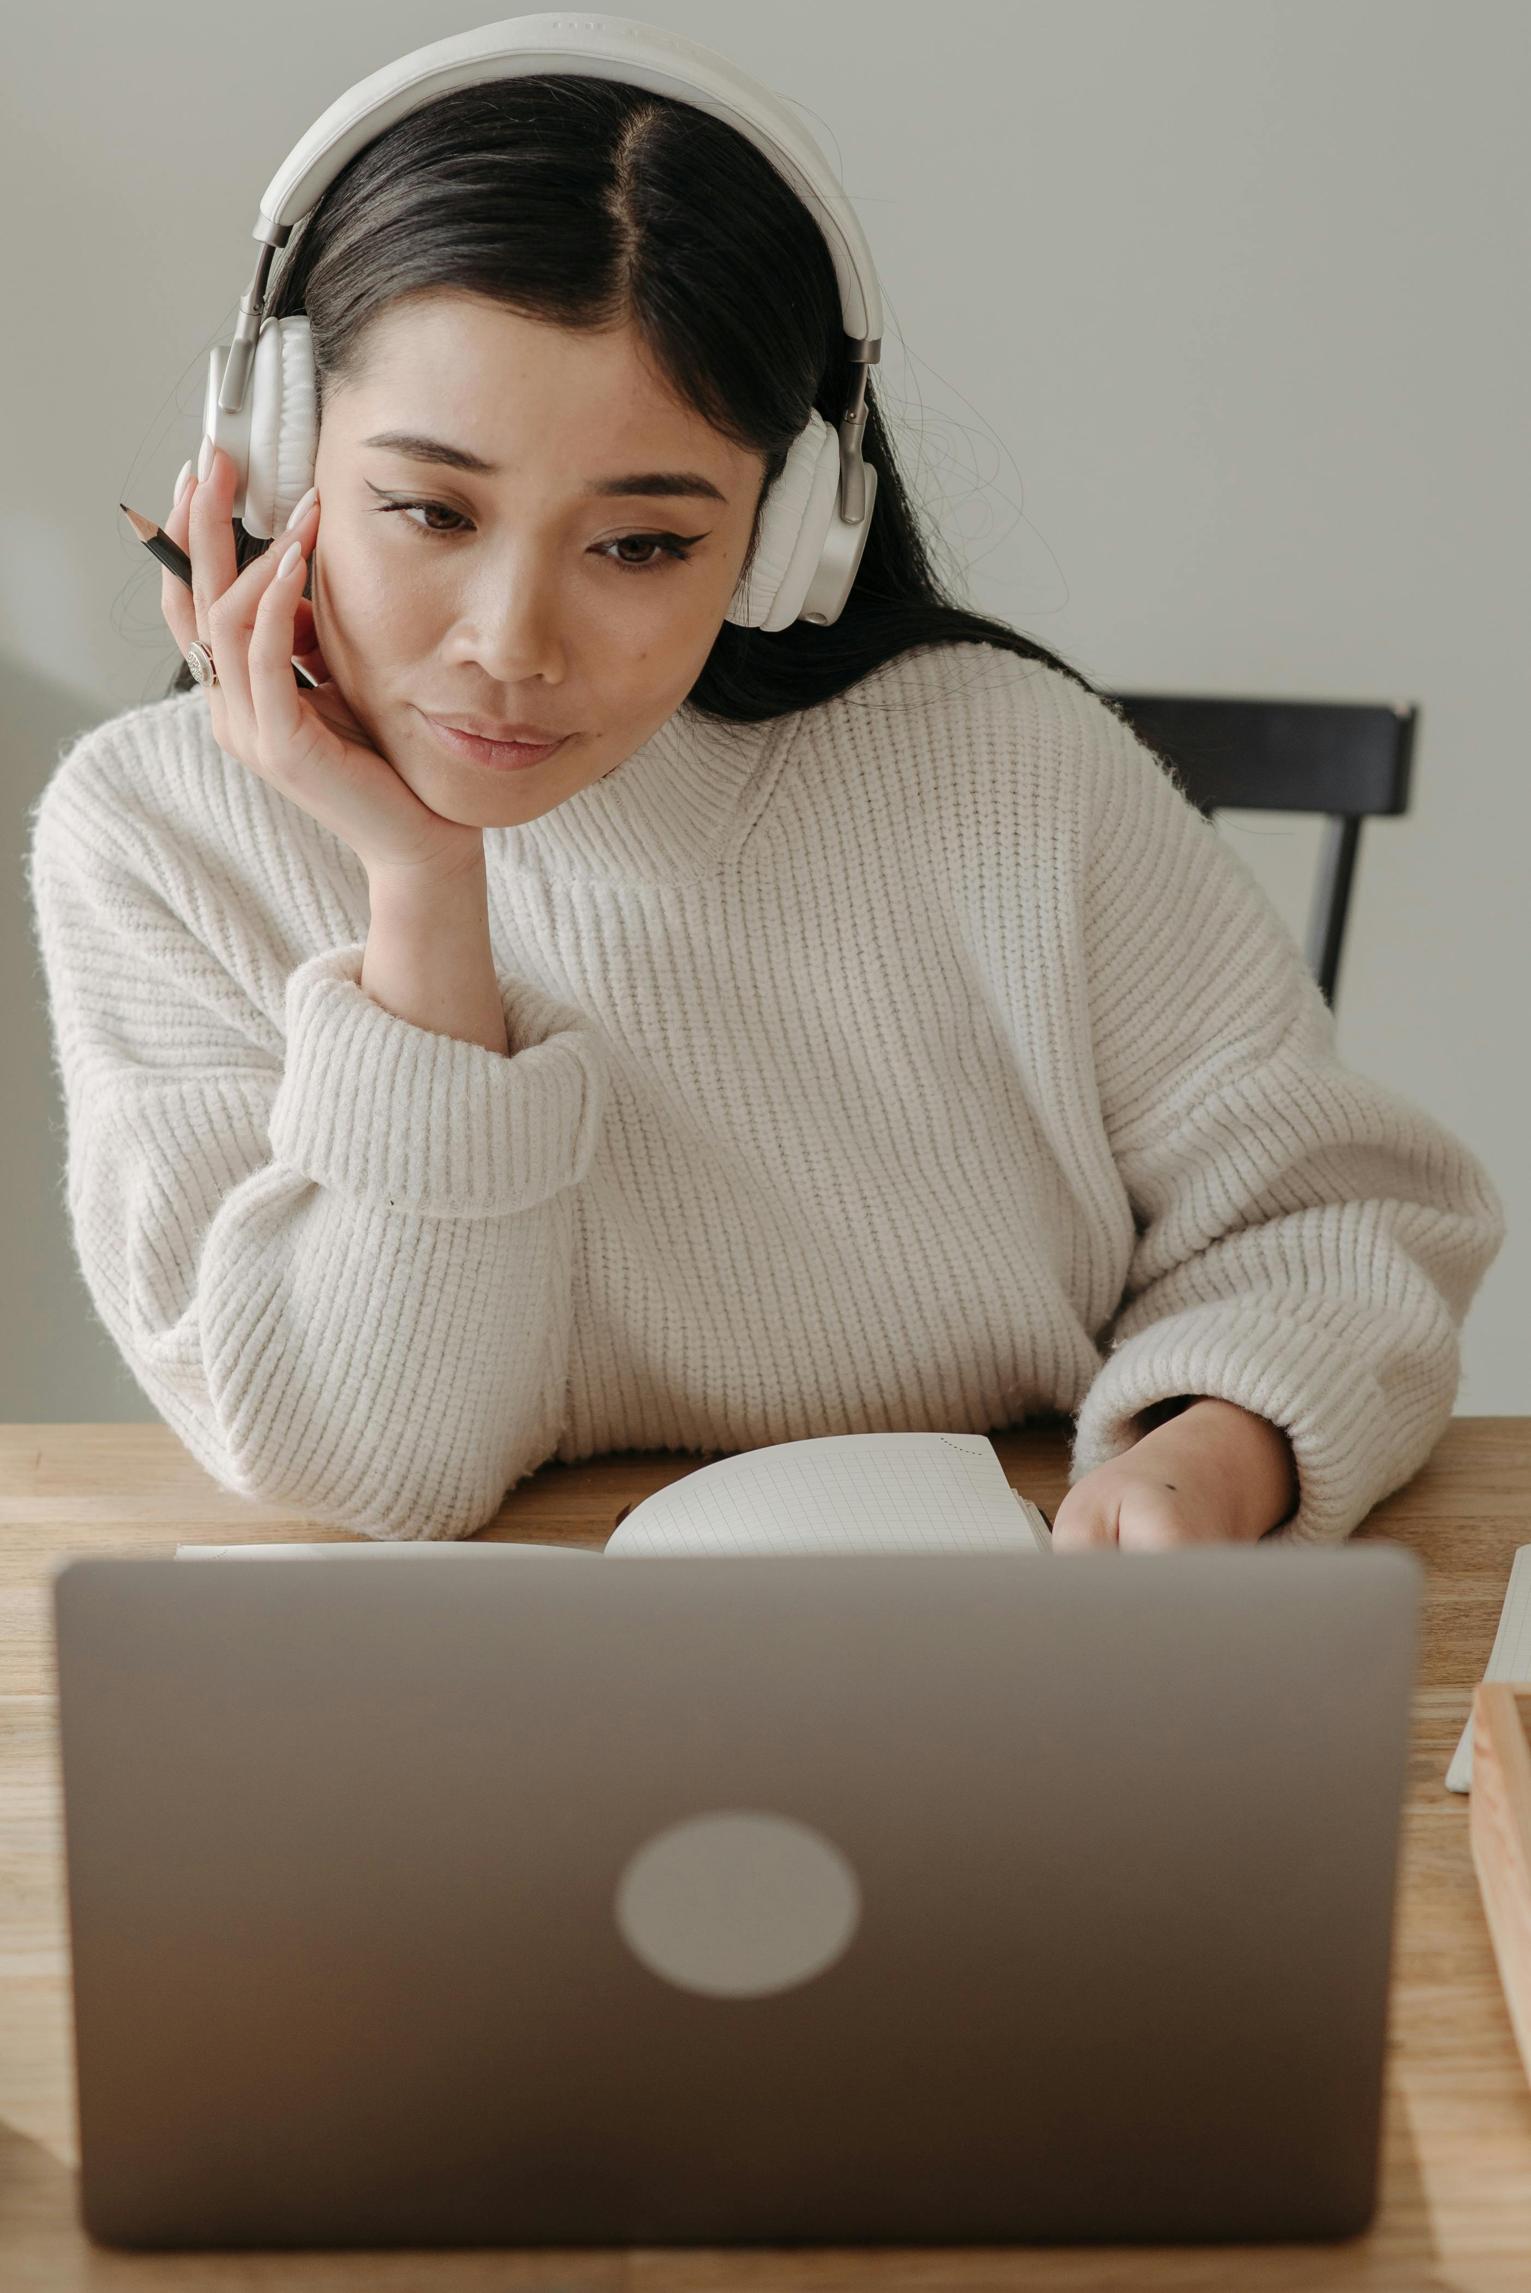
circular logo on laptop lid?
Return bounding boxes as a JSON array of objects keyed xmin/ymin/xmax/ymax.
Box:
[{"xmin": 614, "ymin": 1810, "xmax": 862, "ymax": 1998}]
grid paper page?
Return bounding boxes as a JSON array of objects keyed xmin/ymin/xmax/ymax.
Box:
[
  {"xmin": 603, "ymin": 1431, "xmax": 1051, "ymax": 1557},
  {"xmin": 1446, "ymin": 1543, "xmax": 1531, "ymax": 1792}
]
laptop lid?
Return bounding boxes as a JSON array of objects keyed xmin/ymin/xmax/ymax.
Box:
[{"xmin": 52, "ymin": 1544, "xmax": 1418, "ymax": 2251}]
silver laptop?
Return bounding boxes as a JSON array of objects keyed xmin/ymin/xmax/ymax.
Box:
[{"xmin": 52, "ymin": 1542, "xmax": 1418, "ymax": 2251}]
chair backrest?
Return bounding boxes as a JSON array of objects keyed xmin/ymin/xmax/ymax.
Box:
[{"xmin": 1104, "ymin": 692, "xmax": 1417, "ymax": 1011}]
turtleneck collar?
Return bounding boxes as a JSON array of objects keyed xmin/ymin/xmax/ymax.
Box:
[{"xmin": 488, "ymin": 700, "xmax": 789, "ymax": 885}]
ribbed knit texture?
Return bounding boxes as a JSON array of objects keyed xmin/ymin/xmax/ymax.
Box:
[{"xmin": 25, "ymin": 644, "xmax": 1506, "ymax": 1542}]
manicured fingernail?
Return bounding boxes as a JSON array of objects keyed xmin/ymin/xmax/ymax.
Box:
[
  {"xmin": 197, "ymin": 434, "xmax": 215, "ymax": 482},
  {"xmin": 173, "ymin": 458, "xmax": 194, "ymax": 506},
  {"xmin": 284, "ymin": 485, "xmax": 318, "ymax": 531},
  {"xmin": 278, "ymin": 539, "xmax": 304, "ymax": 579}
]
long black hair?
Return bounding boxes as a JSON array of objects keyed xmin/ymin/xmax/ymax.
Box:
[{"xmin": 165, "ymin": 75, "xmax": 1103, "ymax": 714}]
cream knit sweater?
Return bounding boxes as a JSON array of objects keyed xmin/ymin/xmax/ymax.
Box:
[{"xmin": 26, "ymin": 642, "xmax": 1506, "ymax": 1543}]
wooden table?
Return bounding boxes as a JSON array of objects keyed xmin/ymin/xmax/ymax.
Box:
[{"xmin": 4, "ymin": 1417, "xmax": 1530, "ymax": 2291}]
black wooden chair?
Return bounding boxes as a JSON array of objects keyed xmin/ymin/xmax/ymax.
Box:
[{"xmin": 1104, "ymin": 692, "xmax": 1417, "ymax": 1012}]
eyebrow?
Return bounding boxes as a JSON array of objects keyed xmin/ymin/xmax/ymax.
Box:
[{"xmin": 361, "ymin": 431, "xmax": 728, "ymax": 502}]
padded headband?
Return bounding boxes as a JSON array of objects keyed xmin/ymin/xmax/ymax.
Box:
[{"xmin": 215, "ymin": 12, "xmax": 883, "ymax": 528}]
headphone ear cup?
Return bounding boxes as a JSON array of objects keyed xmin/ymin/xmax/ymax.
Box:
[
  {"xmin": 725, "ymin": 410, "xmax": 842, "ymax": 632},
  {"xmin": 205, "ymin": 316, "xmax": 318, "ymax": 541},
  {"xmin": 246, "ymin": 317, "xmax": 318, "ymax": 540}
]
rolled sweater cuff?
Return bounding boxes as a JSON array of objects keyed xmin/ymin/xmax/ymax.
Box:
[
  {"xmin": 1069, "ymin": 1299, "xmax": 1449, "ymax": 1546},
  {"xmin": 267, "ymin": 943, "xmax": 609, "ymax": 1219}
]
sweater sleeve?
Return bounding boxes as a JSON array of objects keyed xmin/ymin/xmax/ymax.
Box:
[
  {"xmin": 26, "ymin": 746, "xmax": 609, "ymax": 1541},
  {"xmin": 1066, "ymin": 692, "xmax": 1507, "ymax": 1544}
]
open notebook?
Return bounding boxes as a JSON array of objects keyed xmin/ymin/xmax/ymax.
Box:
[{"xmin": 174, "ymin": 1432, "xmax": 1054, "ymax": 1565}]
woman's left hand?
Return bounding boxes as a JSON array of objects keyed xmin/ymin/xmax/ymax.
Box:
[{"xmin": 1050, "ymin": 1398, "xmax": 1299, "ymax": 1550}]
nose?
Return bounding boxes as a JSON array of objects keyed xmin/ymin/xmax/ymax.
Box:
[{"xmin": 444, "ymin": 562, "xmax": 570, "ymax": 685}]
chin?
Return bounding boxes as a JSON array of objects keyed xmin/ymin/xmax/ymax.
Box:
[{"xmin": 416, "ymin": 761, "xmax": 568, "ymax": 832}]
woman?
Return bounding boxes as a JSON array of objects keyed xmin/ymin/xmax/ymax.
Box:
[{"xmin": 27, "ymin": 76, "xmax": 1505, "ymax": 1544}]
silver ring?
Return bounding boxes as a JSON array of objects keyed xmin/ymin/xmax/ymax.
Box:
[{"xmin": 185, "ymin": 640, "xmax": 218, "ymax": 690}]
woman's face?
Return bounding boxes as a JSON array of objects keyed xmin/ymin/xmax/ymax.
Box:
[{"xmin": 306, "ymin": 293, "xmax": 767, "ymax": 826}]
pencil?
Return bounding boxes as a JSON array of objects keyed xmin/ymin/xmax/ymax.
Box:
[{"xmin": 119, "ymin": 501, "xmax": 321, "ymax": 688}]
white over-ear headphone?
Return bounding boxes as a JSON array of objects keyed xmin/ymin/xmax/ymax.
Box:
[{"xmin": 202, "ymin": 12, "xmax": 883, "ymax": 632}]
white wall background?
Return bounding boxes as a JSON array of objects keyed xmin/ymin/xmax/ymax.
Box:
[{"xmin": 7, "ymin": 0, "xmax": 1525, "ymax": 1421}]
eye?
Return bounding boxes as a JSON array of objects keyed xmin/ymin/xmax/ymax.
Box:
[
  {"xmin": 602, "ymin": 531, "xmax": 698, "ymax": 572},
  {"xmin": 368, "ymin": 493, "xmax": 703, "ymax": 572}
]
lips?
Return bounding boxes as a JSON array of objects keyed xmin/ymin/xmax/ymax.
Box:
[
  {"xmin": 421, "ymin": 715, "xmax": 569, "ymax": 772},
  {"xmin": 430, "ymin": 715, "xmax": 568, "ymax": 743}
]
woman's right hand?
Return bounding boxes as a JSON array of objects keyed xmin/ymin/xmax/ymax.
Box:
[{"xmin": 160, "ymin": 443, "xmax": 490, "ymax": 882}]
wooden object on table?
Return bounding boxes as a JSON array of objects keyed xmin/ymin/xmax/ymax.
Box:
[{"xmin": 1470, "ymin": 1682, "xmax": 1531, "ymax": 2089}]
